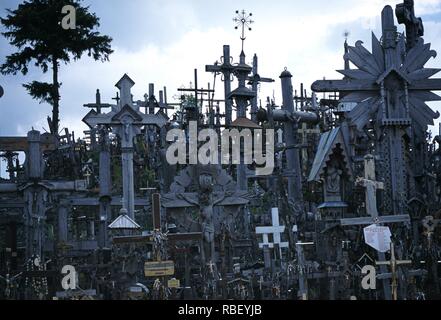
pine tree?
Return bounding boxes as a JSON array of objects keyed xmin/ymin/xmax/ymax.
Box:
[{"xmin": 1, "ymin": 0, "xmax": 113, "ymax": 134}]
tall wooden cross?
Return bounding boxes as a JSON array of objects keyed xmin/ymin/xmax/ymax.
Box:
[
  {"xmin": 376, "ymin": 242, "xmax": 412, "ymax": 300},
  {"xmin": 340, "ymin": 155, "xmax": 411, "ymax": 300},
  {"xmin": 340, "ymin": 155, "xmax": 410, "ymax": 226},
  {"xmin": 248, "ymin": 54, "xmax": 275, "ymax": 122}
]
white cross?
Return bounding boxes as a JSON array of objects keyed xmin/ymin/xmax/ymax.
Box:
[
  {"xmin": 256, "ymin": 208, "xmax": 289, "ymax": 251},
  {"xmin": 357, "ymin": 154, "xmax": 384, "ymax": 218}
]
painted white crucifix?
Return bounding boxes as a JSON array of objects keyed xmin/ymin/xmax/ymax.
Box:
[{"xmin": 256, "ymin": 208, "xmax": 289, "ymax": 268}]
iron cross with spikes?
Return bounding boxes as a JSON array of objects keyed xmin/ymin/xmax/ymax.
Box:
[{"xmin": 233, "ymin": 10, "xmax": 254, "ymax": 52}]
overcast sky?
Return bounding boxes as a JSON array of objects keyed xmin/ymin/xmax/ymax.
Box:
[{"xmin": 1, "ymin": 0, "xmax": 441, "ymax": 140}]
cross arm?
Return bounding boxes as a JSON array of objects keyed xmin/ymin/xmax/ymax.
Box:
[
  {"xmin": 376, "ymin": 269, "xmax": 426, "ymax": 280},
  {"xmin": 247, "ymin": 76, "xmax": 275, "ymax": 83},
  {"xmin": 83, "ymin": 103, "xmax": 112, "ymax": 109},
  {"xmin": 340, "ymin": 214, "xmax": 410, "ymax": 226},
  {"xmin": 376, "ymin": 260, "xmax": 412, "ymax": 266},
  {"xmin": 356, "ymin": 177, "xmax": 384, "ymax": 189},
  {"xmin": 409, "ymin": 79, "xmax": 441, "ymax": 91},
  {"xmin": 206, "ymin": 65, "xmax": 222, "ymax": 73},
  {"xmin": 167, "ymin": 232, "xmax": 202, "ymax": 242},
  {"xmin": 311, "ymin": 79, "xmax": 379, "ymax": 92}
]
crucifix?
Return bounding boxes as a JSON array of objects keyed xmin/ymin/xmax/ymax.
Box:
[
  {"xmin": 83, "ymin": 74, "xmax": 167, "ymax": 218},
  {"xmin": 162, "ymin": 165, "xmax": 249, "ymax": 268},
  {"xmin": 0, "ymin": 270, "xmax": 22, "ymax": 299},
  {"xmin": 376, "ymin": 242, "xmax": 412, "ymax": 300}
]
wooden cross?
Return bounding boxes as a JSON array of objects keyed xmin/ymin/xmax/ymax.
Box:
[
  {"xmin": 247, "ymin": 54, "xmax": 275, "ymax": 122},
  {"xmin": 83, "ymin": 89, "xmax": 112, "ymax": 114},
  {"xmin": 340, "ymin": 155, "xmax": 410, "ymax": 226},
  {"xmin": 113, "ymin": 193, "xmax": 202, "ymax": 245},
  {"xmin": 376, "ymin": 242, "xmax": 412, "ymax": 300},
  {"xmin": 206, "ymin": 45, "xmax": 236, "ymax": 126},
  {"xmin": 340, "ymin": 155, "xmax": 410, "ymax": 300}
]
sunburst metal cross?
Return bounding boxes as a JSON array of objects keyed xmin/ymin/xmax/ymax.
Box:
[{"xmin": 233, "ymin": 10, "xmax": 254, "ymax": 52}]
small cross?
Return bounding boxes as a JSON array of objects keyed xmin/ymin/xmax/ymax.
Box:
[
  {"xmin": 112, "ymin": 92, "xmax": 120, "ymax": 105},
  {"xmin": 83, "ymin": 89, "xmax": 111, "ymax": 114}
]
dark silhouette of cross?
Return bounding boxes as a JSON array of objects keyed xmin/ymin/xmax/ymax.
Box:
[{"xmin": 396, "ymin": 0, "xmax": 424, "ymax": 50}]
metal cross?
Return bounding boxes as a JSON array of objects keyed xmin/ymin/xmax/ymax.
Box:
[{"xmin": 233, "ymin": 10, "xmax": 254, "ymax": 52}]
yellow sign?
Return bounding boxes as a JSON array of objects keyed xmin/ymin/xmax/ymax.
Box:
[
  {"xmin": 167, "ymin": 278, "xmax": 180, "ymax": 288},
  {"xmin": 144, "ymin": 260, "xmax": 175, "ymax": 277}
]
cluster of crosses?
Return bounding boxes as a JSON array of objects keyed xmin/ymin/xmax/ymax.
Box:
[{"xmin": 0, "ymin": 1, "xmax": 440, "ymax": 300}]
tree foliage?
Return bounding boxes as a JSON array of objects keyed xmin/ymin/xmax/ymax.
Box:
[{"xmin": 1, "ymin": 0, "xmax": 113, "ymax": 134}]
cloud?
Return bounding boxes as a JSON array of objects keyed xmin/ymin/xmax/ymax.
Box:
[{"xmin": 1, "ymin": 0, "xmax": 441, "ymax": 137}]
